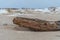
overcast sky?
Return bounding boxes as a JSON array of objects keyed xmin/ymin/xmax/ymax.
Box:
[{"xmin": 0, "ymin": 0, "xmax": 60, "ymax": 8}]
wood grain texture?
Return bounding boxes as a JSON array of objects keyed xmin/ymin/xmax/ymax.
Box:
[{"xmin": 13, "ymin": 17, "xmax": 58, "ymax": 31}]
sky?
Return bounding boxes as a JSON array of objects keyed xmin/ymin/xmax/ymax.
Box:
[{"xmin": 0, "ymin": 0, "xmax": 60, "ymax": 8}]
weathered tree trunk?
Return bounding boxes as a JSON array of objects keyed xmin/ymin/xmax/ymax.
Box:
[{"xmin": 13, "ymin": 17, "xmax": 58, "ymax": 31}]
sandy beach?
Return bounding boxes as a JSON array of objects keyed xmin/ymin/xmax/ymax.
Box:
[
  {"xmin": 0, "ymin": 15, "xmax": 59, "ymax": 40},
  {"xmin": 0, "ymin": 25, "xmax": 60, "ymax": 40}
]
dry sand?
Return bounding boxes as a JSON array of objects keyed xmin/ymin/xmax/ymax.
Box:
[
  {"xmin": 0, "ymin": 14, "xmax": 60, "ymax": 40},
  {"xmin": 0, "ymin": 25, "xmax": 60, "ymax": 40}
]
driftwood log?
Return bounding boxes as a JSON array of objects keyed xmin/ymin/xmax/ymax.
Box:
[{"xmin": 13, "ymin": 17, "xmax": 58, "ymax": 31}]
